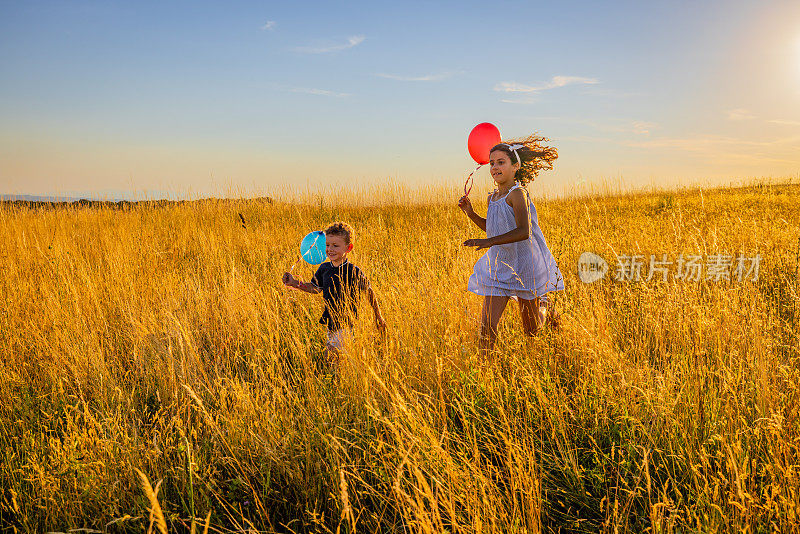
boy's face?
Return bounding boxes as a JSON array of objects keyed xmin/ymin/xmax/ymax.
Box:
[{"xmin": 325, "ymin": 233, "xmax": 352, "ymax": 264}]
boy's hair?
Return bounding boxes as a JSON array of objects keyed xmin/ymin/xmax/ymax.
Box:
[
  {"xmin": 324, "ymin": 221, "xmax": 354, "ymax": 245},
  {"xmin": 490, "ymin": 134, "xmax": 558, "ymax": 185}
]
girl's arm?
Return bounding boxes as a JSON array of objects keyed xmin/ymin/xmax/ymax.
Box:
[
  {"xmin": 463, "ymin": 188, "xmax": 529, "ymax": 250},
  {"xmin": 490, "ymin": 188, "xmax": 531, "ymax": 245},
  {"xmin": 282, "ymin": 272, "xmax": 323, "ymax": 294},
  {"xmin": 458, "ymin": 195, "xmax": 487, "ymax": 232}
]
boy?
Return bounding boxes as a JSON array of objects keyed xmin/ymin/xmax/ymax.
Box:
[{"xmin": 282, "ymin": 222, "xmax": 385, "ymax": 362}]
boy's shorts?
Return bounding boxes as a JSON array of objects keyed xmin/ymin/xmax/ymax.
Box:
[{"xmin": 326, "ymin": 328, "xmax": 350, "ymax": 351}]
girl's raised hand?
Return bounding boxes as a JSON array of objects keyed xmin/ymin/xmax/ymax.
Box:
[
  {"xmin": 282, "ymin": 272, "xmax": 297, "ymax": 287},
  {"xmin": 463, "ymin": 238, "xmax": 492, "ymax": 251},
  {"xmin": 458, "ymin": 195, "xmax": 474, "ymax": 215}
]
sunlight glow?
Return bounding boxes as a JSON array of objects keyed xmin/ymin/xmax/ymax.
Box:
[
  {"xmin": 795, "ymin": 35, "xmax": 800, "ymax": 78},
  {"xmin": 797, "ymin": 36, "xmax": 800, "ymax": 76}
]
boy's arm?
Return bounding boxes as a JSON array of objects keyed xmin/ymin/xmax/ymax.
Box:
[
  {"xmin": 282, "ymin": 272, "xmax": 322, "ymax": 294},
  {"xmin": 294, "ymin": 279, "xmax": 323, "ymax": 294},
  {"xmin": 366, "ymin": 286, "xmax": 386, "ymax": 333},
  {"xmin": 358, "ymin": 268, "xmax": 386, "ymax": 333}
]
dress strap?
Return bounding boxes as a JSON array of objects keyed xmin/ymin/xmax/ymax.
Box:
[
  {"xmin": 490, "ymin": 182, "xmax": 525, "ymax": 202},
  {"xmin": 510, "ymin": 182, "xmax": 532, "ymax": 203},
  {"xmin": 498, "ymin": 183, "xmax": 521, "ymax": 200}
]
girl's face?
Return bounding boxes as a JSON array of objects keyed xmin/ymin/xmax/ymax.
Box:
[{"xmin": 489, "ymin": 150, "xmax": 520, "ymax": 187}]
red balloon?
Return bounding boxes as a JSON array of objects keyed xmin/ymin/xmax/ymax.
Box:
[{"xmin": 467, "ymin": 122, "xmax": 501, "ymax": 165}]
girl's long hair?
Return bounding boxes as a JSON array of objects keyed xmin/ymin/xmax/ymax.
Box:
[{"xmin": 491, "ymin": 135, "xmax": 558, "ymax": 185}]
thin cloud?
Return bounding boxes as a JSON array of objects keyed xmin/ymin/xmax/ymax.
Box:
[
  {"xmin": 494, "ymin": 75, "xmax": 599, "ymax": 94},
  {"xmin": 376, "ymin": 71, "xmax": 460, "ymax": 82},
  {"xmin": 727, "ymin": 108, "xmax": 756, "ymax": 120},
  {"xmin": 629, "ymin": 121, "xmax": 657, "ymax": 135},
  {"xmin": 261, "ymin": 21, "xmax": 276, "ymax": 31},
  {"xmin": 582, "ymin": 119, "xmax": 657, "ymax": 135},
  {"xmin": 500, "ymin": 98, "xmax": 537, "ymax": 104},
  {"xmin": 726, "ymin": 112, "xmax": 800, "ymax": 128},
  {"xmin": 769, "ymin": 119, "xmax": 800, "ymax": 126},
  {"xmin": 625, "ymin": 134, "xmax": 800, "ymax": 166},
  {"xmin": 292, "ymin": 35, "xmax": 365, "ymax": 54},
  {"xmin": 289, "ymin": 87, "xmax": 350, "ymax": 97},
  {"xmin": 578, "ymin": 87, "xmax": 642, "ymax": 98},
  {"xmin": 504, "ymin": 115, "xmax": 657, "ymax": 135},
  {"xmin": 626, "ymin": 134, "xmax": 800, "ymax": 150}
]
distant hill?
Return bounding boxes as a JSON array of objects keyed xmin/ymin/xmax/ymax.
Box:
[
  {"xmin": 0, "ymin": 194, "xmax": 276, "ymax": 210},
  {"xmin": 0, "ymin": 194, "xmax": 80, "ymax": 203}
]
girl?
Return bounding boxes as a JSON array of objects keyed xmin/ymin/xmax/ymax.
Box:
[{"xmin": 458, "ymin": 135, "xmax": 564, "ymax": 352}]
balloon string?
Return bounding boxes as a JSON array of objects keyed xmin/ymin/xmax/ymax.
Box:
[
  {"xmin": 289, "ymin": 231, "xmax": 324, "ymax": 274},
  {"xmin": 463, "ymin": 164, "xmax": 483, "ymax": 197},
  {"xmin": 285, "ymin": 253, "xmax": 305, "ymax": 299}
]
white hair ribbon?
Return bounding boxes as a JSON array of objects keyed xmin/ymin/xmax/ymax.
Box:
[{"xmin": 505, "ymin": 143, "xmax": 525, "ymax": 164}]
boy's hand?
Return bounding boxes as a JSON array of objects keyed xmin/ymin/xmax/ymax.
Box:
[
  {"xmin": 282, "ymin": 272, "xmax": 297, "ymax": 287},
  {"xmin": 463, "ymin": 238, "xmax": 492, "ymax": 251},
  {"xmin": 375, "ymin": 314, "xmax": 387, "ymax": 336},
  {"xmin": 458, "ymin": 195, "xmax": 474, "ymax": 215}
]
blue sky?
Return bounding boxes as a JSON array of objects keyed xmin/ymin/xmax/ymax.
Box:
[{"xmin": 1, "ymin": 0, "xmax": 799, "ymax": 199}]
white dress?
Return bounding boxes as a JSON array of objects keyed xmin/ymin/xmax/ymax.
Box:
[{"xmin": 467, "ymin": 184, "xmax": 565, "ymax": 300}]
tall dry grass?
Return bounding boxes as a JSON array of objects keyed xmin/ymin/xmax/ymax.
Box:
[{"xmin": 1, "ymin": 180, "xmax": 799, "ymax": 533}]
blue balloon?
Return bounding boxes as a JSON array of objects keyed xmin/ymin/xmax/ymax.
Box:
[{"xmin": 299, "ymin": 231, "xmax": 326, "ymax": 265}]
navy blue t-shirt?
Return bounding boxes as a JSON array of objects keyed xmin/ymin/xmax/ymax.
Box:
[{"xmin": 311, "ymin": 260, "xmax": 370, "ymax": 330}]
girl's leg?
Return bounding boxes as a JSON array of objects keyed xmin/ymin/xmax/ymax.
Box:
[
  {"xmin": 518, "ymin": 297, "xmax": 547, "ymax": 336},
  {"xmin": 519, "ymin": 295, "xmax": 561, "ymax": 335},
  {"xmin": 480, "ymin": 295, "xmax": 510, "ymax": 352},
  {"xmin": 545, "ymin": 298, "xmax": 562, "ymax": 332}
]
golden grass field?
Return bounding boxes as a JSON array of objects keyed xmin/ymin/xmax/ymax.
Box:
[{"xmin": 1, "ymin": 179, "xmax": 799, "ymax": 533}]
